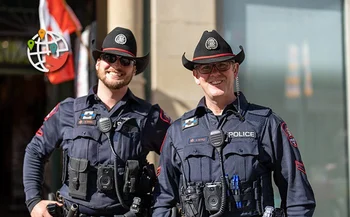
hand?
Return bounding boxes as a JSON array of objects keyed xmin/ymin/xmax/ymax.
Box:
[{"xmin": 30, "ymin": 200, "xmax": 63, "ymax": 217}]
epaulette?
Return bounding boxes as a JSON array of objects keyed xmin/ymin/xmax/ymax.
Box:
[
  {"xmin": 181, "ymin": 109, "xmax": 196, "ymax": 120},
  {"xmin": 73, "ymin": 95, "xmax": 90, "ymax": 112},
  {"xmin": 246, "ymin": 103, "xmax": 272, "ymax": 117},
  {"xmin": 61, "ymin": 97, "xmax": 75, "ymax": 105},
  {"xmin": 129, "ymin": 97, "xmax": 152, "ymax": 116}
]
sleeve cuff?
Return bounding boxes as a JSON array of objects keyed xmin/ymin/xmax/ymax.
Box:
[{"xmin": 25, "ymin": 196, "xmax": 41, "ymax": 214}]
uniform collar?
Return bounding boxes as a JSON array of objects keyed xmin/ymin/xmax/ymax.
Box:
[{"xmin": 194, "ymin": 91, "xmax": 249, "ymax": 116}]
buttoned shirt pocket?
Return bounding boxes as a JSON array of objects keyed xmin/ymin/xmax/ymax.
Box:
[
  {"xmin": 183, "ymin": 144, "xmax": 215, "ymax": 182},
  {"xmin": 223, "ymin": 140, "xmax": 260, "ymax": 181},
  {"xmin": 69, "ymin": 128, "xmax": 100, "ymax": 161},
  {"xmin": 114, "ymin": 118, "xmax": 142, "ymax": 161}
]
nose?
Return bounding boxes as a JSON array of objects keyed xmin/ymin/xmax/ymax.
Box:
[
  {"xmin": 109, "ymin": 59, "xmax": 122, "ymax": 68},
  {"xmin": 209, "ymin": 65, "xmax": 221, "ymax": 76}
]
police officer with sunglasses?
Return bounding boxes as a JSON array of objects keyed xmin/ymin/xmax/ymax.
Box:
[
  {"xmin": 153, "ymin": 30, "xmax": 316, "ymax": 217},
  {"xmin": 23, "ymin": 27, "xmax": 171, "ymax": 217}
]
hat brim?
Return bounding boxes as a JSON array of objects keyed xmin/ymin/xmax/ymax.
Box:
[
  {"xmin": 92, "ymin": 49, "xmax": 149, "ymax": 75},
  {"xmin": 182, "ymin": 46, "xmax": 245, "ymax": 71}
]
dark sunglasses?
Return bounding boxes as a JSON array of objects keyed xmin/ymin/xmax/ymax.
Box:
[
  {"xmin": 195, "ymin": 61, "xmax": 233, "ymax": 74},
  {"xmin": 100, "ymin": 53, "xmax": 135, "ymax": 66}
]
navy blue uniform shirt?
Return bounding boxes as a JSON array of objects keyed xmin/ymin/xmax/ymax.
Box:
[
  {"xmin": 23, "ymin": 86, "xmax": 171, "ymax": 215},
  {"xmin": 153, "ymin": 93, "xmax": 315, "ymax": 217}
]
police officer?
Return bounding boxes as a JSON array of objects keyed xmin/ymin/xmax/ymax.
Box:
[
  {"xmin": 152, "ymin": 30, "xmax": 316, "ymax": 217},
  {"xmin": 23, "ymin": 27, "xmax": 171, "ymax": 217}
]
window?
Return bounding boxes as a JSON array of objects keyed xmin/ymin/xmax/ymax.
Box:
[{"xmin": 219, "ymin": 1, "xmax": 348, "ymax": 216}]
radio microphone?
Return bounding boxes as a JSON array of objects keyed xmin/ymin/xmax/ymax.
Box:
[{"xmin": 98, "ymin": 117, "xmax": 113, "ymax": 134}]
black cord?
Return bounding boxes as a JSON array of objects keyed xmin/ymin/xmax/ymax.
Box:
[
  {"xmin": 209, "ymin": 147, "xmax": 227, "ymax": 217},
  {"xmin": 208, "ymin": 115, "xmax": 230, "ymax": 217},
  {"xmin": 170, "ymin": 142, "xmax": 188, "ymax": 189},
  {"xmin": 105, "ymin": 133, "xmax": 129, "ymax": 210}
]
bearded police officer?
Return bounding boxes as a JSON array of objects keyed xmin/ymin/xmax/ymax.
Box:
[
  {"xmin": 23, "ymin": 27, "xmax": 171, "ymax": 217},
  {"xmin": 152, "ymin": 30, "xmax": 315, "ymax": 217}
]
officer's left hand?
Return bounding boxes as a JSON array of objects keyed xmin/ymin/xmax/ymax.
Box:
[{"xmin": 30, "ymin": 200, "xmax": 63, "ymax": 217}]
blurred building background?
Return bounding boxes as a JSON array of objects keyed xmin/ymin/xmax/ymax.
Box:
[{"xmin": 0, "ymin": 0, "xmax": 349, "ymax": 216}]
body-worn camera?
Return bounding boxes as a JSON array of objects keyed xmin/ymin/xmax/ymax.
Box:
[
  {"xmin": 203, "ymin": 182, "xmax": 222, "ymax": 212},
  {"xmin": 97, "ymin": 165, "xmax": 114, "ymax": 192}
]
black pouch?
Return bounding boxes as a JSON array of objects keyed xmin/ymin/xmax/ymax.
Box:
[
  {"xmin": 61, "ymin": 150, "xmax": 68, "ymax": 184},
  {"xmin": 138, "ymin": 163, "xmax": 157, "ymax": 195},
  {"xmin": 235, "ymin": 181, "xmax": 260, "ymax": 217},
  {"xmin": 180, "ymin": 184, "xmax": 208, "ymax": 217},
  {"xmin": 68, "ymin": 158, "xmax": 89, "ymax": 200},
  {"xmin": 123, "ymin": 160, "xmax": 140, "ymax": 195}
]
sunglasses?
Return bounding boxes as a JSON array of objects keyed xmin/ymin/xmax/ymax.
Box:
[
  {"xmin": 100, "ymin": 53, "xmax": 136, "ymax": 66},
  {"xmin": 195, "ymin": 61, "xmax": 233, "ymax": 74}
]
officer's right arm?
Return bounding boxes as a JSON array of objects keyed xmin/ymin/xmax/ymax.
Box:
[
  {"xmin": 23, "ymin": 100, "xmax": 73, "ymax": 216},
  {"xmin": 152, "ymin": 129, "xmax": 181, "ymax": 217}
]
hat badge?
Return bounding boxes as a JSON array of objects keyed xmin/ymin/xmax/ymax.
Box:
[
  {"xmin": 115, "ymin": 34, "xmax": 127, "ymax": 45},
  {"xmin": 205, "ymin": 37, "xmax": 218, "ymax": 50}
]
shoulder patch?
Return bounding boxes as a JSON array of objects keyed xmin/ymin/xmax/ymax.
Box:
[
  {"xmin": 159, "ymin": 108, "xmax": 171, "ymax": 124},
  {"xmin": 281, "ymin": 122, "xmax": 298, "ymax": 147},
  {"xmin": 295, "ymin": 160, "xmax": 306, "ymax": 174},
  {"xmin": 182, "ymin": 117, "xmax": 198, "ymax": 130},
  {"xmin": 44, "ymin": 103, "xmax": 59, "ymax": 121},
  {"xmin": 156, "ymin": 166, "xmax": 161, "ymax": 176}
]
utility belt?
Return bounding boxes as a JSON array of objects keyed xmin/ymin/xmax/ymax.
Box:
[
  {"xmin": 64, "ymin": 157, "xmax": 156, "ymax": 202},
  {"xmin": 179, "ymin": 178, "xmax": 264, "ymax": 217},
  {"xmin": 47, "ymin": 196, "xmax": 146, "ymax": 217}
]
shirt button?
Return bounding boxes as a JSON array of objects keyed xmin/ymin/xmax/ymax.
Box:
[
  {"xmin": 239, "ymin": 149, "xmax": 243, "ymax": 153},
  {"xmin": 83, "ymin": 132, "xmax": 86, "ymax": 135}
]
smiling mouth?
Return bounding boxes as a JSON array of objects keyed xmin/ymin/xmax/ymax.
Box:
[
  {"xmin": 106, "ymin": 71, "xmax": 123, "ymax": 76},
  {"xmin": 210, "ymin": 80, "xmax": 223, "ymax": 85}
]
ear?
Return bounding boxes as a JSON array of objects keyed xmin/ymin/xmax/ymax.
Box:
[
  {"xmin": 95, "ymin": 59, "xmax": 101, "ymax": 71},
  {"xmin": 193, "ymin": 71, "xmax": 200, "ymax": 85},
  {"xmin": 233, "ymin": 62, "xmax": 240, "ymax": 78}
]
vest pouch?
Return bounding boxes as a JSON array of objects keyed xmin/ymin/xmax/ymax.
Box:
[
  {"xmin": 180, "ymin": 184, "xmax": 208, "ymax": 217},
  {"xmin": 61, "ymin": 149, "xmax": 68, "ymax": 184},
  {"xmin": 138, "ymin": 163, "xmax": 157, "ymax": 195},
  {"xmin": 123, "ymin": 160, "xmax": 140, "ymax": 195},
  {"xmin": 68, "ymin": 158, "xmax": 89, "ymax": 200},
  {"xmin": 234, "ymin": 181, "xmax": 261, "ymax": 217}
]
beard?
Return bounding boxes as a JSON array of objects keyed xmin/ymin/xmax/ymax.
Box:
[{"xmin": 96, "ymin": 68, "xmax": 134, "ymax": 90}]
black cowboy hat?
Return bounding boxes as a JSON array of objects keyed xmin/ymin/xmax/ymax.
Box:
[
  {"xmin": 92, "ymin": 27, "xmax": 149, "ymax": 74},
  {"xmin": 182, "ymin": 30, "xmax": 245, "ymax": 71}
]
